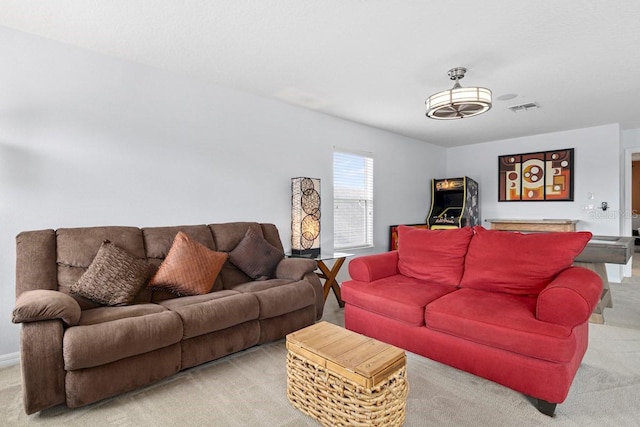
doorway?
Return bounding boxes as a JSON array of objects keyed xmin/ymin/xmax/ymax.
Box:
[
  {"xmin": 623, "ymin": 149, "xmax": 640, "ymax": 277},
  {"xmin": 633, "ymin": 158, "xmax": 640, "ymax": 234}
]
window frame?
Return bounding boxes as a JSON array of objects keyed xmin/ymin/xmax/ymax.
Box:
[{"xmin": 332, "ymin": 149, "xmax": 374, "ymax": 250}]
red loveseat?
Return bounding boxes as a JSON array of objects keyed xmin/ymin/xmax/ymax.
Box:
[{"xmin": 342, "ymin": 226, "xmax": 602, "ymax": 416}]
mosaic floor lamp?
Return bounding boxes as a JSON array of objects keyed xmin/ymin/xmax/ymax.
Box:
[{"xmin": 291, "ymin": 177, "xmax": 321, "ymax": 257}]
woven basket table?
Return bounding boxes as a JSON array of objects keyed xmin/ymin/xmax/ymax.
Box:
[{"xmin": 286, "ymin": 321, "xmax": 408, "ymax": 426}]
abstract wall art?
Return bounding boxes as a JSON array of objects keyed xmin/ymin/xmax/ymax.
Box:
[{"xmin": 498, "ymin": 148, "xmax": 574, "ymax": 202}]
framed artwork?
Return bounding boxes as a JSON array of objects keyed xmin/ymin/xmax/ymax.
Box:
[
  {"xmin": 498, "ymin": 148, "xmax": 574, "ymax": 201},
  {"xmin": 389, "ymin": 224, "xmax": 429, "ymax": 250}
]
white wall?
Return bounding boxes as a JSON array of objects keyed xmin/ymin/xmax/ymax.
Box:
[
  {"xmin": 446, "ymin": 124, "xmax": 624, "ymax": 281},
  {"xmin": 3, "ymin": 25, "xmax": 630, "ymax": 360},
  {"xmin": 0, "ymin": 27, "xmax": 445, "ymax": 357},
  {"xmin": 622, "ymin": 128, "xmax": 640, "ymax": 149}
]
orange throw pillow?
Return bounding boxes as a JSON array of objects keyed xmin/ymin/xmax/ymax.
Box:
[{"xmin": 147, "ymin": 231, "xmax": 227, "ymax": 296}]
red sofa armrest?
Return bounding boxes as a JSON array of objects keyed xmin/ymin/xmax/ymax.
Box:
[
  {"xmin": 536, "ymin": 266, "xmax": 603, "ymax": 327},
  {"xmin": 348, "ymin": 251, "xmax": 399, "ymax": 282}
]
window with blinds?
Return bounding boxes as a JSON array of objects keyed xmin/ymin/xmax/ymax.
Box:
[{"xmin": 333, "ymin": 150, "xmax": 374, "ymax": 249}]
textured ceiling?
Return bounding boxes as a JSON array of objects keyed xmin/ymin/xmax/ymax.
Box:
[{"xmin": 1, "ymin": 1, "xmax": 640, "ymax": 147}]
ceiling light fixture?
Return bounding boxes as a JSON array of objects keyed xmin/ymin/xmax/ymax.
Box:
[{"xmin": 425, "ymin": 67, "xmax": 492, "ymax": 120}]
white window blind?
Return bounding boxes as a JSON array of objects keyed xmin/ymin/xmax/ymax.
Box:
[{"xmin": 333, "ymin": 151, "xmax": 374, "ymax": 249}]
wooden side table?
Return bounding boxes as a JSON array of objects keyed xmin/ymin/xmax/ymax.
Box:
[{"xmin": 287, "ymin": 252, "xmax": 352, "ymax": 307}]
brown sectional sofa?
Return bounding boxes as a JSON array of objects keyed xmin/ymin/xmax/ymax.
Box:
[{"xmin": 12, "ymin": 222, "xmax": 323, "ymax": 414}]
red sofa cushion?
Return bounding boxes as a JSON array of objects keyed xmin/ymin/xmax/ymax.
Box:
[
  {"xmin": 459, "ymin": 226, "xmax": 592, "ymax": 296},
  {"xmin": 425, "ymin": 288, "xmax": 577, "ymax": 363},
  {"xmin": 341, "ymin": 275, "xmax": 457, "ymax": 326},
  {"xmin": 397, "ymin": 226, "xmax": 473, "ymax": 287}
]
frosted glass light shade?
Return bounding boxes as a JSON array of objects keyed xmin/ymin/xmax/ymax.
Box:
[{"xmin": 426, "ymin": 86, "xmax": 492, "ymax": 119}]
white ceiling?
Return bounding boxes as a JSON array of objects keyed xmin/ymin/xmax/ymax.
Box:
[{"xmin": 1, "ymin": 1, "xmax": 640, "ymax": 147}]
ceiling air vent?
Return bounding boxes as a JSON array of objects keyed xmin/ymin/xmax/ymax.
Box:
[{"xmin": 508, "ymin": 102, "xmax": 540, "ymax": 112}]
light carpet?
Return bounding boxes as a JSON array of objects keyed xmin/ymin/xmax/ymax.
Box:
[{"xmin": 1, "ymin": 281, "xmax": 639, "ymax": 426}]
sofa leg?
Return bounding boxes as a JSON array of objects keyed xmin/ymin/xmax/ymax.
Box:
[{"xmin": 535, "ymin": 399, "xmax": 557, "ymax": 416}]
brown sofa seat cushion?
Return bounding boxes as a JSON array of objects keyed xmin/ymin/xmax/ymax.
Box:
[
  {"xmin": 159, "ymin": 291, "xmax": 260, "ymax": 339},
  {"xmin": 63, "ymin": 310, "xmax": 183, "ymax": 370},
  {"xmin": 229, "ymin": 279, "xmax": 316, "ymax": 319},
  {"xmin": 274, "ymin": 258, "xmax": 318, "ymax": 281},
  {"xmin": 227, "ymin": 278, "xmax": 295, "ymax": 293},
  {"xmin": 78, "ymin": 303, "xmax": 168, "ymax": 326}
]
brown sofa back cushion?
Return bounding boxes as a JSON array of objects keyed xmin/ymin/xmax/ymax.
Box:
[
  {"xmin": 228, "ymin": 228, "xmax": 284, "ymax": 280},
  {"xmin": 16, "ymin": 222, "xmax": 285, "ymax": 306},
  {"xmin": 56, "ymin": 227, "xmax": 147, "ymax": 309},
  {"xmin": 70, "ymin": 240, "xmax": 152, "ymax": 306},
  {"xmin": 142, "ymin": 225, "xmax": 216, "ymax": 259},
  {"xmin": 16, "ymin": 229, "xmax": 58, "ymax": 297},
  {"xmin": 209, "ymin": 222, "xmax": 284, "ymax": 289}
]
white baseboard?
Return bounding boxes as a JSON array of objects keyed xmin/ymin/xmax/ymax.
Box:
[{"xmin": 0, "ymin": 352, "xmax": 20, "ymax": 368}]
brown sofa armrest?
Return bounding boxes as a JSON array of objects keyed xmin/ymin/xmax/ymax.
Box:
[
  {"xmin": 20, "ymin": 320, "xmax": 66, "ymax": 414},
  {"xmin": 13, "ymin": 290, "xmax": 81, "ymax": 327},
  {"xmin": 274, "ymin": 258, "xmax": 317, "ymax": 281}
]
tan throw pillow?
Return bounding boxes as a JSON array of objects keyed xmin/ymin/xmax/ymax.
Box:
[
  {"xmin": 147, "ymin": 231, "xmax": 227, "ymax": 296},
  {"xmin": 229, "ymin": 228, "xmax": 284, "ymax": 280},
  {"xmin": 70, "ymin": 240, "xmax": 151, "ymax": 306}
]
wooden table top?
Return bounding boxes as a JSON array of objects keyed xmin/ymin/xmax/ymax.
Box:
[
  {"xmin": 574, "ymin": 235, "xmax": 634, "ymax": 264},
  {"xmin": 485, "ymin": 218, "xmax": 579, "ymax": 224},
  {"xmin": 286, "ymin": 321, "xmax": 405, "ymax": 388},
  {"xmin": 485, "ymin": 218, "xmax": 579, "ymax": 232}
]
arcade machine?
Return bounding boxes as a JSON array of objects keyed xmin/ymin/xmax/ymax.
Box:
[{"xmin": 427, "ymin": 177, "xmax": 479, "ymax": 229}]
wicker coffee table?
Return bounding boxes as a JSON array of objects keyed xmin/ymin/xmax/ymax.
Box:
[{"xmin": 286, "ymin": 321, "xmax": 408, "ymax": 426}]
